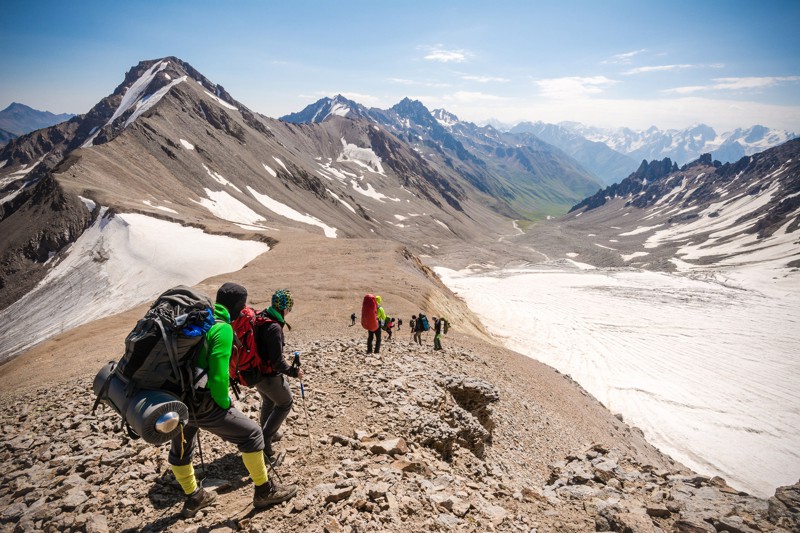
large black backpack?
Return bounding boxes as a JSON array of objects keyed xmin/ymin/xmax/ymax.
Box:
[
  {"xmin": 116, "ymin": 286, "xmax": 214, "ymax": 394},
  {"xmin": 92, "ymin": 286, "xmax": 214, "ymax": 444}
]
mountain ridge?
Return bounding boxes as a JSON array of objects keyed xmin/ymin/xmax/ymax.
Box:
[
  {"xmin": 282, "ymin": 95, "xmax": 603, "ymax": 217},
  {"xmin": 0, "ymin": 102, "xmax": 74, "ymax": 138}
]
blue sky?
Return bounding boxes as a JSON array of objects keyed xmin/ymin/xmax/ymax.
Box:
[{"xmin": 2, "ymin": 0, "xmax": 799, "ymax": 132}]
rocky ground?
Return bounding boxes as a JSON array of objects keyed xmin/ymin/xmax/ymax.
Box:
[
  {"xmin": 1, "ymin": 235, "xmax": 798, "ymax": 532},
  {"xmin": 2, "ymin": 331, "xmax": 799, "ymax": 532}
]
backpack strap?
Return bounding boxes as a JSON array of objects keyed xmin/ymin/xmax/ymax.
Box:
[
  {"xmin": 155, "ymin": 317, "xmax": 185, "ymax": 393},
  {"xmin": 91, "ymin": 361, "xmax": 117, "ymax": 414}
]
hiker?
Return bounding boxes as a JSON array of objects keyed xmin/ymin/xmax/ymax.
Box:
[
  {"xmin": 168, "ymin": 282, "xmax": 296, "ymax": 518},
  {"xmin": 409, "ymin": 315, "xmax": 417, "ymax": 340},
  {"xmin": 397, "ymin": 318, "xmax": 402, "ymax": 331},
  {"xmin": 433, "ymin": 316, "xmax": 446, "ymax": 351},
  {"xmin": 366, "ymin": 294, "xmax": 386, "ymax": 354},
  {"xmin": 412, "ymin": 313, "xmax": 424, "ymax": 345},
  {"xmin": 350, "ymin": 312, "xmax": 356, "ymax": 326},
  {"xmin": 384, "ymin": 317, "xmax": 395, "ymax": 340},
  {"xmin": 254, "ymin": 288, "xmax": 304, "ymax": 460}
]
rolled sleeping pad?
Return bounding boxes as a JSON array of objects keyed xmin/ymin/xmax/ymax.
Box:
[{"xmin": 93, "ymin": 362, "xmax": 189, "ymax": 445}]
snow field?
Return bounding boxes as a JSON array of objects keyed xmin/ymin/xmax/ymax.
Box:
[
  {"xmin": 0, "ymin": 210, "xmax": 269, "ymax": 362},
  {"xmin": 436, "ymin": 263, "xmax": 800, "ymax": 498}
]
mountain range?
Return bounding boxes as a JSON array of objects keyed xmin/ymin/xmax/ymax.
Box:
[
  {"xmin": 1, "ymin": 56, "xmax": 798, "ymax": 339},
  {"xmin": 282, "ymin": 94, "xmax": 602, "ymax": 217},
  {"xmin": 560, "ymin": 121, "xmax": 795, "ymax": 169},
  {"xmin": 0, "ymin": 102, "xmax": 74, "ymax": 140},
  {"xmin": 0, "ymin": 57, "xmax": 799, "ymax": 531}
]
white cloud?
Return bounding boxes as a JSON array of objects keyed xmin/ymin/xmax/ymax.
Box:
[
  {"xmin": 535, "ymin": 76, "xmax": 619, "ymax": 99},
  {"xmin": 462, "ymin": 75, "xmax": 510, "ymax": 83},
  {"xmin": 623, "ymin": 64, "xmax": 695, "ymax": 75},
  {"xmin": 602, "ymin": 49, "xmax": 647, "ymax": 65},
  {"xmin": 663, "ymin": 76, "xmax": 800, "ymax": 95},
  {"xmin": 421, "ymin": 45, "xmax": 469, "ymax": 63}
]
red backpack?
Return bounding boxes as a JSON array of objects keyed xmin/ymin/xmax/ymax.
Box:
[
  {"xmin": 230, "ymin": 307, "xmax": 276, "ymax": 386},
  {"xmin": 361, "ymin": 294, "xmax": 379, "ymax": 331}
]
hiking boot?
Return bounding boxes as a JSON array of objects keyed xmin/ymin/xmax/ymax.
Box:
[
  {"xmin": 253, "ymin": 479, "xmax": 297, "ymax": 508},
  {"xmin": 181, "ymin": 487, "xmax": 217, "ymax": 518}
]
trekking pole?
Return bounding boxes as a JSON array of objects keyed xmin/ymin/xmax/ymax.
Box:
[{"xmin": 292, "ymin": 351, "xmax": 313, "ymax": 451}]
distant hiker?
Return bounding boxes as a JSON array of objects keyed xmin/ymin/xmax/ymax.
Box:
[
  {"xmin": 384, "ymin": 317, "xmax": 395, "ymax": 340},
  {"xmin": 253, "ymin": 288, "xmax": 304, "ymax": 461},
  {"xmin": 397, "ymin": 318, "xmax": 403, "ymax": 331},
  {"xmin": 361, "ymin": 294, "xmax": 385, "ymax": 354},
  {"xmin": 409, "ymin": 315, "xmax": 417, "ymax": 340},
  {"xmin": 350, "ymin": 312, "xmax": 356, "ymax": 326},
  {"xmin": 413, "ymin": 313, "xmax": 425, "ymax": 346},
  {"xmin": 168, "ymin": 282, "xmax": 296, "ymax": 518},
  {"xmin": 433, "ymin": 316, "xmax": 447, "ymax": 351}
]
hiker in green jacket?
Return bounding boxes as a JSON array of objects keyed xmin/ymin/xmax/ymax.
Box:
[
  {"xmin": 367, "ymin": 295, "xmax": 387, "ymax": 354},
  {"xmin": 168, "ymin": 282, "xmax": 296, "ymax": 518}
]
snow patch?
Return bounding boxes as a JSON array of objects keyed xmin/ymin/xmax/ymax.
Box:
[
  {"xmin": 262, "ymin": 163, "xmax": 277, "ymax": 177},
  {"xmin": 248, "ymin": 186, "xmax": 337, "ymax": 238},
  {"xmin": 83, "ymin": 60, "xmax": 170, "ymax": 147},
  {"xmin": 326, "ymin": 189, "xmax": 356, "ymax": 214},
  {"xmin": 203, "ymin": 164, "xmax": 242, "ymax": 193},
  {"xmin": 204, "ymin": 90, "xmax": 238, "ymax": 111},
  {"xmin": 0, "ymin": 209, "xmax": 269, "ymax": 362},
  {"xmin": 193, "ymin": 188, "xmax": 265, "ymax": 226},
  {"xmin": 338, "ymin": 138, "xmax": 385, "ymax": 174},
  {"xmin": 143, "ymin": 200, "xmax": 178, "ymax": 214},
  {"xmin": 350, "ymin": 179, "xmax": 400, "ymax": 203},
  {"xmin": 79, "ymin": 196, "xmax": 96, "ymax": 212},
  {"xmin": 619, "ymin": 224, "xmax": 663, "ymax": 236},
  {"xmin": 180, "ymin": 139, "xmax": 195, "ymax": 150},
  {"xmin": 272, "ymin": 157, "xmax": 290, "ymax": 175},
  {"xmin": 621, "ymin": 251, "xmax": 650, "ymax": 261},
  {"xmin": 124, "ymin": 76, "xmax": 187, "ymax": 127}
]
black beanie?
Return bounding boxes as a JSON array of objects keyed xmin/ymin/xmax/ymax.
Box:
[{"xmin": 216, "ymin": 282, "xmax": 247, "ymax": 316}]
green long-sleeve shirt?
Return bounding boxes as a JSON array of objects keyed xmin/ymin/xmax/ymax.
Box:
[
  {"xmin": 195, "ymin": 303, "xmax": 233, "ymax": 409},
  {"xmin": 376, "ymin": 295, "xmax": 386, "ymax": 322}
]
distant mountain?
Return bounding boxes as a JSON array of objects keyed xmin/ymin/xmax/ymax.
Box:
[
  {"xmin": 565, "ymin": 140, "xmax": 800, "ymax": 271},
  {"xmin": 0, "ymin": 127, "xmax": 16, "ymax": 146},
  {"xmin": 0, "ymin": 102, "xmax": 74, "ymax": 136},
  {"xmin": 561, "ymin": 122, "xmax": 796, "ymax": 167},
  {"xmin": 280, "ymin": 94, "xmax": 371, "ymax": 123},
  {"xmin": 510, "ymin": 121, "xmax": 638, "ymax": 186},
  {"xmin": 283, "ymin": 97, "xmax": 603, "ymax": 217}
]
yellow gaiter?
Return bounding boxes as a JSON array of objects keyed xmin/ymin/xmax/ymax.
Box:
[
  {"xmin": 241, "ymin": 451, "xmax": 269, "ymax": 486},
  {"xmin": 170, "ymin": 463, "xmax": 198, "ymax": 495}
]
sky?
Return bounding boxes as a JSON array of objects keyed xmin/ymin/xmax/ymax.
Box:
[{"xmin": 1, "ymin": 0, "xmax": 799, "ymax": 133}]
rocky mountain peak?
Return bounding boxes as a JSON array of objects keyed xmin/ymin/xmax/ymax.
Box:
[
  {"xmin": 432, "ymin": 108, "xmax": 460, "ymax": 128},
  {"xmin": 391, "ymin": 98, "xmax": 434, "ymax": 124},
  {"xmin": 280, "ymin": 94, "xmax": 368, "ymax": 123}
]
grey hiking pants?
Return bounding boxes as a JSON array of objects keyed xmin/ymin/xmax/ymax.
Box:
[
  {"xmin": 255, "ymin": 374, "xmax": 293, "ymax": 453},
  {"xmin": 168, "ymin": 398, "xmax": 264, "ymax": 466}
]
